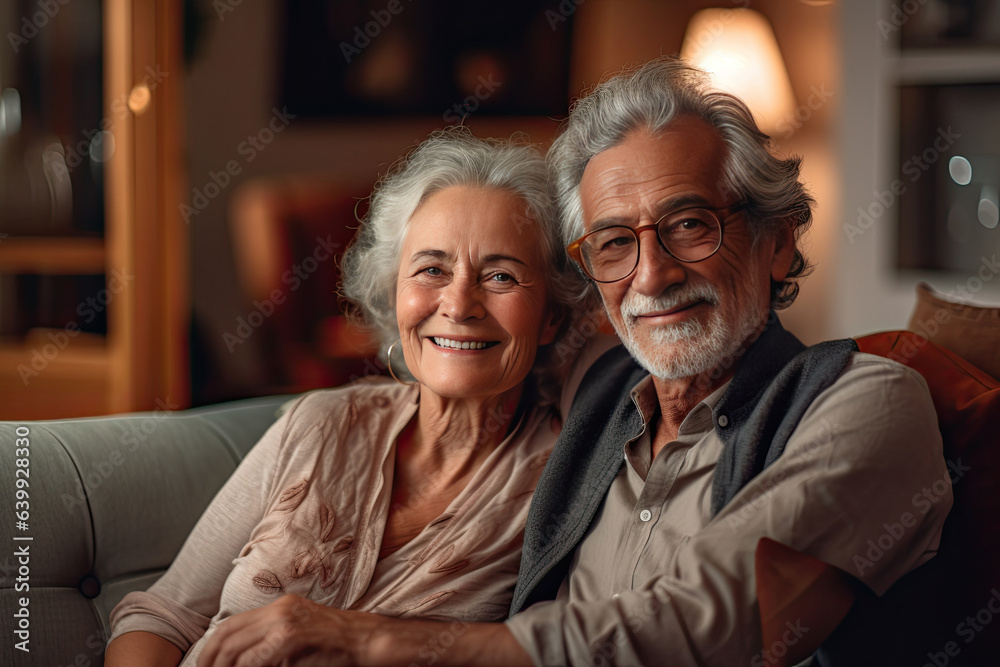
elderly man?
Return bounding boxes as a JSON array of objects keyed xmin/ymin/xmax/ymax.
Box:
[{"xmin": 197, "ymin": 58, "xmax": 951, "ymax": 666}]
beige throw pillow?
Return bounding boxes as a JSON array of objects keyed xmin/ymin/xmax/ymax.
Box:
[{"xmin": 907, "ymin": 282, "xmax": 1000, "ymax": 381}]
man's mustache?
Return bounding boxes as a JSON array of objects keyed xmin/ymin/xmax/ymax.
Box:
[{"xmin": 620, "ymin": 284, "xmax": 720, "ymax": 322}]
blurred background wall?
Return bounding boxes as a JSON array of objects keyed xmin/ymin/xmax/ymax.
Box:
[
  {"xmin": 183, "ymin": 0, "xmax": 844, "ymax": 405},
  {"xmin": 2, "ymin": 0, "xmax": 998, "ymax": 415}
]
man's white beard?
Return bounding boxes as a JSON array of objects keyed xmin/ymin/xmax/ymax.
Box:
[{"xmin": 612, "ymin": 274, "xmax": 766, "ymax": 381}]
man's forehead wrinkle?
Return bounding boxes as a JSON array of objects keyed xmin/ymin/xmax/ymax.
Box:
[
  {"xmin": 579, "ymin": 119, "xmax": 733, "ymax": 234},
  {"xmin": 588, "ymin": 172, "xmax": 714, "ymax": 218}
]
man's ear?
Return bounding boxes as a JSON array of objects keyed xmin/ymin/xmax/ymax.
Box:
[{"xmin": 770, "ymin": 221, "xmax": 797, "ymax": 283}]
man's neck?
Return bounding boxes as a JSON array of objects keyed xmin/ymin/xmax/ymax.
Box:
[
  {"xmin": 643, "ymin": 309, "xmax": 781, "ymax": 456},
  {"xmin": 648, "ymin": 367, "xmax": 734, "ymax": 458}
]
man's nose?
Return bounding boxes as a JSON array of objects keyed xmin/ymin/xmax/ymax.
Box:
[
  {"xmin": 440, "ymin": 279, "xmax": 486, "ymax": 321},
  {"xmin": 629, "ymin": 229, "xmax": 686, "ymax": 296}
]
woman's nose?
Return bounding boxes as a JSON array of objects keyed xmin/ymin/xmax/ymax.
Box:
[{"xmin": 440, "ymin": 279, "xmax": 486, "ymax": 321}]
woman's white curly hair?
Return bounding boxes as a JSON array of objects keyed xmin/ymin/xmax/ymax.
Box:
[{"xmin": 340, "ymin": 127, "xmax": 598, "ymax": 401}]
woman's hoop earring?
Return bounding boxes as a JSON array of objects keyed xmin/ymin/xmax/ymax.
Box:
[{"xmin": 385, "ymin": 341, "xmax": 414, "ymax": 386}]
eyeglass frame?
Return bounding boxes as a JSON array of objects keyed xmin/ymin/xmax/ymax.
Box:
[{"xmin": 565, "ymin": 201, "xmax": 749, "ymax": 283}]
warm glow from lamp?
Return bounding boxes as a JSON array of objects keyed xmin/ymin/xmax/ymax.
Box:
[{"xmin": 680, "ymin": 8, "xmax": 796, "ymax": 136}]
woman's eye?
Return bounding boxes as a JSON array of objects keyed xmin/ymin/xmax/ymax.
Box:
[
  {"xmin": 489, "ymin": 272, "xmax": 516, "ymax": 284},
  {"xmin": 420, "ymin": 266, "xmax": 443, "ymax": 277}
]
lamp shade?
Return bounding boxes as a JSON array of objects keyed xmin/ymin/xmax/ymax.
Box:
[{"xmin": 680, "ymin": 8, "xmax": 796, "ymax": 136}]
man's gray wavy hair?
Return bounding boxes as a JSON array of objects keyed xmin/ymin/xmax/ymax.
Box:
[
  {"xmin": 549, "ymin": 57, "xmax": 814, "ymax": 309},
  {"xmin": 341, "ymin": 127, "xmax": 596, "ymax": 398}
]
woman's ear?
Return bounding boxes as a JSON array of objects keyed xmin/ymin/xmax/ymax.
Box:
[
  {"xmin": 770, "ymin": 221, "xmax": 797, "ymax": 283},
  {"xmin": 539, "ymin": 306, "xmax": 565, "ymax": 346}
]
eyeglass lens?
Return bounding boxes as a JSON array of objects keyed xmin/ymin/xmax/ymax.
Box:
[{"xmin": 579, "ymin": 208, "xmax": 723, "ymax": 281}]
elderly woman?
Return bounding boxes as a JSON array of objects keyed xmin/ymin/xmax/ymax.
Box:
[{"xmin": 105, "ymin": 129, "xmax": 593, "ymax": 666}]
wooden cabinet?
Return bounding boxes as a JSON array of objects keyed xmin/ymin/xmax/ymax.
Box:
[{"xmin": 0, "ymin": 0, "xmax": 188, "ymax": 419}]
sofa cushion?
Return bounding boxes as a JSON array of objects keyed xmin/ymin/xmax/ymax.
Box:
[{"xmin": 0, "ymin": 395, "xmax": 293, "ymax": 667}]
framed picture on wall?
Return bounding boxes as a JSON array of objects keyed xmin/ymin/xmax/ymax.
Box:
[{"xmin": 279, "ymin": 0, "xmax": 574, "ymax": 121}]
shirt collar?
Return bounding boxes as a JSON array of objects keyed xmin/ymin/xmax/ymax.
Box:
[{"xmin": 628, "ymin": 374, "xmax": 732, "ymax": 438}]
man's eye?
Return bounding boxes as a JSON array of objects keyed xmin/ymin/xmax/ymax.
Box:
[
  {"xmin": 678, "ymin": 218, "xmax": 709, "ymax": 230},
  {"xmin": 598, "ymin": 233, "xmax": 635, "ymax": 251},
  {"xmin": 662, "ymin": 215, "xmax": 713, "ymax": 237}
]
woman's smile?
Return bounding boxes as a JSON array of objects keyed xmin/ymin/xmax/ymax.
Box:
[
  {"xmin": 395, "ymin": 185, "xmax": 559, "ymax": 401},
  {"xmin": 428, "ymin": 336, "xmax": 501, "ymax": 351}
]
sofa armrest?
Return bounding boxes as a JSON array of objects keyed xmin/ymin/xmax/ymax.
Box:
[{"xmin": 0, "ymin": 394, "xmax": 295, "ymax": 666}]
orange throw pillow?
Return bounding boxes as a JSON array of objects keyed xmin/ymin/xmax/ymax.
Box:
[{"xmin": 755, "ymin": 537, "xmax": 858, "ymax": 667}]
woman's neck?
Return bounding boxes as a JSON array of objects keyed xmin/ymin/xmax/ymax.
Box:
[
  {"xmin": 407, "ymin": 386, "xmax": 525, "ymax": 477},
  {"xmin": 377, "ymin": 385, "xmax": 528, "ymax": 561}
]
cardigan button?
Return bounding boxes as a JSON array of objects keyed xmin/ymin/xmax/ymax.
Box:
[
  {"xmin": 718, "ymin": 414, "xmax": 729, "ymax": 427},
  {"xmin": 639, "ymin": 509, "xmax": 652, "ymax": 522}
]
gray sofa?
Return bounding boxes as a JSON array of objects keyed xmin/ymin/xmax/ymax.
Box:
[{"xmin": 0, "ymin": 395, "xmax": 294, "ymax": 667}]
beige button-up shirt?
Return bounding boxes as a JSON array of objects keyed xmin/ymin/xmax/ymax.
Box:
[{"xmin": 507, "ymin": 352, "xmax": 952, "ymax": 665}]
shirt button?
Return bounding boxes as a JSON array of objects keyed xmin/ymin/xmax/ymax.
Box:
[
  {"xmin": 639, "ymin": 509, "xmax": 652, "ymax": 522},
  {"xmin": 612, "ymin": 593, "xmax": 620, "ymax": 599},
  {"xmin": 718, "ymin": 414, "xmax": 729, "ymax": 427}
]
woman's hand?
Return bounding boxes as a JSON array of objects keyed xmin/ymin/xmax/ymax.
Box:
[
  {"xmin": 196, "ymin": 594, "xmax": 531, "ymax": 667},
  {"xmin": 196, "ymin": 594, "xmax": 376, "ymax": 667}
]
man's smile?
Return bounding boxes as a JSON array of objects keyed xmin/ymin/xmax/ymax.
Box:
[{"xmin": 634, "ymin": 299, "xmax": 710, "ymax": 324}]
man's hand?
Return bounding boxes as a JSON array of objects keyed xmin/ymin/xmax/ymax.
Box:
[
  {"xmin": 196, "ymin": 594, "xmax": 374, "ymax": 667},
  {"xmin": 195, "ymin": 594, "xmax": 533, "ymax": 667}
]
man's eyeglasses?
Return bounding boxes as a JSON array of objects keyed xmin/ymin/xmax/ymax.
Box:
[{"xmin": 566, "ymin": 202, "xmax": 748, "ymax": 283}]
